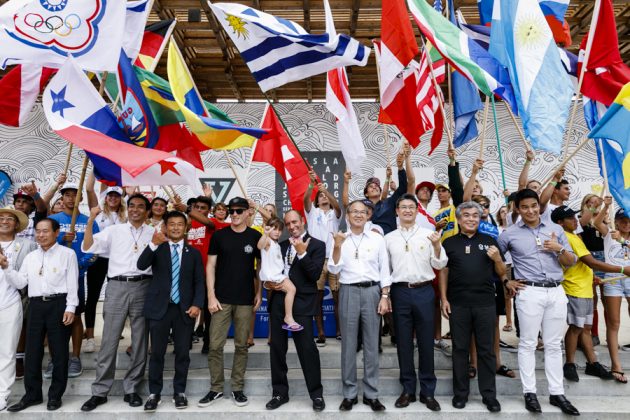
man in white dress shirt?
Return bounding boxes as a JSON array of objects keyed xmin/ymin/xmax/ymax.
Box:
[
  {"xmin": 385, "ymin": 194, "xmax": 447, "ymax": 412},
  {"xmin": 2, "ymin": 218, "xmax": 78, "ymax": 412},
  {"xmin": 329, "ymin": 200, "xmax": 390, "ymax": 412},
  {"xmin": 79, "ymin": 194, "xmax": 155, "ymax": 411}
]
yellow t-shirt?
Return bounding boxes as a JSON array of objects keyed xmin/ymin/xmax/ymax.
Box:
[
  {"xmin": 433, "ymin": 204, "xmax": 458, "ymax": 242},
  {"xmin": 562, "ymin": 232, "xmax": 594, "ymax": 298}
]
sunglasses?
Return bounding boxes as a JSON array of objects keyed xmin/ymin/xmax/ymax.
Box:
[
  {"xmin": 228, "ymin": 208, "xmax": 246, "ymax": 215},
  {"xmin": 480, "ymin": 203, "xmax": 490, "ymax": 209}
]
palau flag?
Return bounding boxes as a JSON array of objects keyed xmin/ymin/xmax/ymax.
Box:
[
  {"xmin": 489, "ymin": 0, "xmax": 573, "ymax": 154},
  {"xmin": 167, "ymin": 42, "xmax": 267, "ymax": 150}
]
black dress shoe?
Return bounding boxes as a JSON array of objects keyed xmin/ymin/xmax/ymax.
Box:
[
  {"xmin": 452, "ymin": 396, "xmax": 467, "ymax": 409},
  {"xmin": 7, "ymin": 397, "xmax": 43, "ymax": 412},
  {"xmin": 144, "ymin": 395, "xmax": 160, "ymax": 412},
  {"xmin": 339, "ymin": 397, "xmax": 358, "ymax": 411},
  {"xmin": 524, "ymin": 393, "xmax": 542, "ymax": 413},
  {"xmin": 395, "ymin": 392, "xmax": 416, "ymax": 408},
  {"xmin": 173, "ymin": 393, "xmax": 188, "ymax": 409},
  {"xmin": 482, "ymin": 397, "xmax": 501, "ymax": 413},
  {"xmin": 47, "ymin": 399, "xmax": 62, "ymax": 411},
  {"xmin": 550, "ymin": 394, "xmax": 580, "ymax": 416},
  {"xmin": 266, "ymin": 395, "xmax": 289, "ymax": 410},
  {"xmin": 420, "ymin": 395, "xmax": 441, "ymax": 412},
  {"xmin": 81, "ymin": 396, "xmax": 108, "ymax": 411},
  {"xmin": 124, "ymin": 392, "xmax": 143, "ymax": 407},
  {"xmin": 312, "ymin": 397, "xmax": 325, "ymax": 412},
  {"xmin": 362, "ymin": 397, "xmax": 386, "ymax": 412}
]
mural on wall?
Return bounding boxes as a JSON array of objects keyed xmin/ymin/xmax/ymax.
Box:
[{"xmin": 1, "ymin": 102, "xmax": 601, "ymax": 216}]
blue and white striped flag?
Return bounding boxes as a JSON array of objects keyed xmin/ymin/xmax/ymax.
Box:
[{"xmin": 208, "ymin": 1, "xmax": 370, "ymax": 92}]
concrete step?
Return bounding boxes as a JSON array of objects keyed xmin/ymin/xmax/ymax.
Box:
[
  {"xmin": 4, "ymin": 395, "xmax": 630, "ymax": 419},
  {"xmin": 11, "ymin": 368, "xmax": 629, "ymax": 398},
  {"xmin": 74, "ymin": 340, "xmax": 630, "ymax": 371}
]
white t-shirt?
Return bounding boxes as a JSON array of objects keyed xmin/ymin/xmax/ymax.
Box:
[
  {"xmin": 0, "ymin": 240, "xmax": 18, "ymax": 271},
  {"xmin": 260, "ymin": 240, "xmax": 285, "ymax": 283},
  {"xmin": 603, "ymin": 232, "xmax": 630, "ymax": 269},
  {"xmin": 306, "ymin": 206, "xmax": 341, "ymax": 255}
]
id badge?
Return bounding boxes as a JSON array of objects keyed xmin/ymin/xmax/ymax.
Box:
[
  {"xmin": 535, "ymin": 237, "xmax": 542, "ymax": 247},
  {"xmin": 465, "ymin": 245, "xmax": 470, "ymax": 254}
]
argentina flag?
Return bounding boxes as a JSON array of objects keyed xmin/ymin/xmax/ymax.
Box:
[{"xmin": 209, "ymin": 1, "xmax": 370, "ymax": 92}]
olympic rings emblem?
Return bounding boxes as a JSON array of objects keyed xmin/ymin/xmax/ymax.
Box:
[{"xmin": 23, "ymin": 13, "xmax": 82, "ymax": 37}]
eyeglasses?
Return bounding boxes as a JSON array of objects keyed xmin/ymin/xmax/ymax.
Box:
[
  {"xmin": 228, "ymin": 208, "xmax": 246, "ymax": 215},
  {"xmin": 348, "ymin": 210, "xmax": 368, "ymax": 215}
]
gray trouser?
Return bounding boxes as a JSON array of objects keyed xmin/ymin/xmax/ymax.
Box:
[
  {"xmin": 91, "ymin": 279, "xmax": 149, "ymax": 397},
  {"xmin": 339, "ymin": 283, "xmax": 381, "ymax": 399}
]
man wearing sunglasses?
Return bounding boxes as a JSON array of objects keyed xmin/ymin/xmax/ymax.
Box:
[{"xmin": 199, "ymin": 197, "xmax": 262, "ymax": 408}]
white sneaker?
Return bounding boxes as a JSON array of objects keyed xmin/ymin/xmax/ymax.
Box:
[
  {"xmin": 0, "ymin": 398, "xmax": 7, "ymax": 411},
  {"xmin": 43, "ymin": 360, "xmax": 54, "ymax": 379},
  {"xmin": 434, "ymin": 339, "xmax": 452, "ymax": 357},
  {"xmin": 84, "ymin": 338, "xmax": 96, "ymax": 353}
]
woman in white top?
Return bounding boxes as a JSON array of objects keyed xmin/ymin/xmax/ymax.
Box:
[
  {"xmin": 593, "ymin": 197, "xmax": 630, "ymax": 384},
  {"xmin": 258, "ymin": 217, "xmax": 302, "ymax": 332},
  {"xmin": 147, "ymin": 197, "xmax": 167, "ymax": 231}
]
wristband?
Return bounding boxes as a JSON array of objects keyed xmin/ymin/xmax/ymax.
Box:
[
  {"xmin": 549, "ymin": 181, "xmax": 558, "ymax": 187},
  {"xmin": 622, "ymin": 267, "xmax": 625, "ymax": 275},
  {"xmin": 380, "ymin": 294, "xmax": 389, "ymax": 299}
]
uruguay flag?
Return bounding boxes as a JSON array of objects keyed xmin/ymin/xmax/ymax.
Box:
[
  {"xmin": 489, "ymin": 0, "xmax": 573, "ymax": 154},
  {"xmin": 43, "ymin": 58, "xmax": 201, "ymax": 190},
  {"xmin": 208, "ymin": 1, "xmax": 370, "ymax": 92}
]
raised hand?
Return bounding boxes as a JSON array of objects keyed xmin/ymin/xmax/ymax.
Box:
[
  {"xmin": 526, "ymin": 149, "xmax": 535, "ymax": 162},
  {"xmin": 203, "ymin": 183, "xmax": 213, "ymax": 198},
  {"xmin": 472, "ymin": 159, "xmax": 484, "ymax": 174},
  {"xmin": 151, "ymin": 229, "xmax": 168, "ymax": 246},
  {"xmin": 333, "ymin": 231, "xmax": 347, "ymax": 248},
  {"xmin": 89, "ymin": 206, "xmax": 102, "ymax": 220},
  {"xmin": 428, "ymin": 231, "xmax": 441, "ymax": 246},
  {"xmin": 291, "ymin": 236, "xmax": 310, "ymax": 255}
]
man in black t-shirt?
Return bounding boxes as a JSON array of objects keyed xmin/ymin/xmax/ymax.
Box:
[
  {"xmin": 198, "ymin": 197, "xmax": 262, "ymax": 408},
  {"xmin": 439, "ymin": 202, "xmax": 506, "ymax": 413}
]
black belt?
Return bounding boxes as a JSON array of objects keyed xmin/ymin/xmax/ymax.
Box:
[
  {"xmin": 392, "ymin": 281, "xmax": 433, "ymax": 289},
  {"xmin": 346, "ymin": 281, "xmax": 380, "ymax": 288},
  {"xmin": 522, "ymin": 280, "xmax": 562, "ymax": 288},
  {"xmin": 30, "ymin": 293, "xmax": 66, "ymax": 302},
  {"xmin": 108, "ymin": 275, "xmax": 152, "ymax": 282}
]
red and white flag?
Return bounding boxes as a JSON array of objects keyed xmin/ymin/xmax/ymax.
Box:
[
  {"xmin": 252, "ymin": 105, "xmax": 314, "ymax": 216},
  {"xmin": 323, "ymin": 0, "xmax": 365, "ymax": 174},
  {"xmin": 0, "ymin": 65, "xmax": 56, "ymax": 127},
  {"xmin": 376, "ymin": 0, "xmax": 426, "ymax": 148},
  {"xmin": 417, "ymin": 49, "xmax": 444, "ymax": 155}
]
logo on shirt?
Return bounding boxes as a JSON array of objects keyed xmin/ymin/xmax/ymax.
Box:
[
  {"xmin": 479, "ymin": 244, "xmax": 490, "ymax": 251},
  {"xmin": 244, "ymin": 244, "xmax": 254, "ymax": 254}
]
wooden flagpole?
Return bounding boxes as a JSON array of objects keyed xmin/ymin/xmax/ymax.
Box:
[
  {"xmin": 504, "ymin": 102, "xmax": 532, "ymax": 152},
  {"xmin": 490, "ymin": 96, "xmax": 508, "ymax": 198},
  {"xmin": 597, "ymin": 139, "xmax": 616, "ymax": 223},
  {"xmin": 478, "ymin": 96, "xmax": 490, "ymax": 160},
  {"xmin": 63, "ymin": 144, "xmax": 73, "ymax": 176}
]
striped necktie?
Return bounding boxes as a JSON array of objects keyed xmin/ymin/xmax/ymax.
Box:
[{"xmin": 170, "ymin": 243, "xmax": 180, "ymax": 304}]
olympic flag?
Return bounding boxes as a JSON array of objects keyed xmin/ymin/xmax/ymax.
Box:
[{"xmin": 0, "ymin": 0, "xmax": 126, "ymax": 71}]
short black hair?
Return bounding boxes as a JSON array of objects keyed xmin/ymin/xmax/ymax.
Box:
[
  {"xmin": 164, "ymin": 211, "xmax": 187, "ymax": 225},
  {"xmin": 36, "ymin": 217, "xmax": 60, "ymax": 231},
  {"xmin": 555, "ymin": 179, "xmax": 569, "ymax": 190},
  {"xmin": 127, "ymin": 193, "xmax": 151, "ymax": 209},
  {"xmin": 514, "ymin": 188, "xmax": 540, "ymax": 208},
  {"xmin": 396, "ymin": 193, "xmax": 418, "ymax": 208},
  {"xmin": 196, "ymin": 196, "xmax": 213, "ymax": 208},
  {"xmin": 187, "ymin": 197, "xmax": 198, "ymax": 207}
]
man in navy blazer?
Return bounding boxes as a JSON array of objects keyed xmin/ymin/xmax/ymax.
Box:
[{"xmin": 137, "ymin": 211, "xmax": 204, "ymax": 412}]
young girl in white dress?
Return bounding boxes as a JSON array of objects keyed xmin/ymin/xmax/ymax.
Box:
[{"xmin": 258, "ymin": 218, "xmax": 303, "ymax": 331}]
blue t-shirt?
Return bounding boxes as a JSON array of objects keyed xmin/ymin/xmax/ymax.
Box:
[{"xmin": 50, "ymin": 212, "xmax": 99, "ymax": 274}]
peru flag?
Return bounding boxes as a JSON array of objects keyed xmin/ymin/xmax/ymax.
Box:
[
  {"xmin": 0, "ymin": 65, "xmax": 56, "ymax": 127},
  {"xmin": 43, "ymin": 58, "xmax": 200, "ymax": 192}
]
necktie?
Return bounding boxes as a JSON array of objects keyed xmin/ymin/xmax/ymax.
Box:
[{"xmin": 170, "ymin": 244, "xmax": 180, "ymax": 304}]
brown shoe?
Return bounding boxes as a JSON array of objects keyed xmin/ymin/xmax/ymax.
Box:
[
  {"xmin": 394, "ymin": 393, "xmax": 416, "ymax": 408},
  {"xmin": 15, "ymin": 358, "xmax": 24, "ymax": 380}
]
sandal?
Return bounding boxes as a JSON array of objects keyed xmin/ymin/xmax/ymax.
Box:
[
  {"xmin": 247, "ymin": 341, "xmax": 255, "ymax": 348},
  {"xmin": 611, "ymin": 371, "xmax": 628, "ymax": 384},
  {"xmin": 502, "ymin": 325, "xmax": 513, "ymax": 332},
  {"xmin": 496, "ymin": 365, "xmax": 516, "ymax": 378},
  {"xmin": 468, "ymin": 365, "xmax": 477, "ymax": 379},
  {"xmin": 282, "ymin": 323, "xmax": 304, "ymax": 332}
]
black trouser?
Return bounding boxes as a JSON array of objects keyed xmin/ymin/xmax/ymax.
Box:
[
  {"xmin": 269, "ymin": 295, "xmax": 323, "ymax": 400},
  {"xmin": 148, "ymin": 303, "xmax": 194, "ymax": 395},
  {"xmin": 85, "ymin": 257, "xmax": 109, "ymax": 329},
  {"xmin": 391, "ymin": 284, "xmax": 436, "ymax": 397},
  {"xmin": 449, "ymin": 304, "xmax": 496, "ymax": 400},
  {"xmin": 24, "ymin": 297, "xmax": 71, "ymax": 402}
]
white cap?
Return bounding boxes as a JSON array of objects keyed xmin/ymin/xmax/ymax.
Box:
[
  {"xmin": 104, "ymin": 186, "xmax": 123, "ymax": 196},
  {"xmin": 59, "ymin": 182, "xmax": 79, "ymax": 193}
]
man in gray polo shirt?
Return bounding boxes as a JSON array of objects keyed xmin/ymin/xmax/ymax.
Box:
[{"xmin": 498, "ymin": 189, "xmax": 579, "ymax": 416}]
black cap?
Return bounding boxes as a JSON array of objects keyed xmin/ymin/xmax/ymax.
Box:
[
  {"xmin": 615, "ymin": 208, "xmax": 629, "ymax": 220},
  {"xmin": 361, "ymin": 199, "xmax": 375, "ymax": 210},
  {"xmin": 228, "ymin": 196, "xmax": 249, "ymax": 209},
  {"xmin": 551, "ymin": 205, "xmax": 580, "ymax": 223}
]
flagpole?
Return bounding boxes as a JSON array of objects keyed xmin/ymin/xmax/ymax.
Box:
[
  {"xmin": 420, "ymin": 36, "xmax": 453, "ymax": 149},
  {"xmin": 561, "ymin": 0, "xmax": 602, "ymax": 159},
  {"xmin": 478, "ymin": 96, "xmax": 490, "ymax": 160},
  {"xmin": 67, "ymin": 71, "xmax": 108, "ymax": 245},
  {"xmin": 598, "ymin": 139, "xmax": 616, "ymax": 223},
  {"xmin": 504, "ymin": 102, "xmax": 532, "ymax": 152},
  {"xmin": 63, "ymin": 144, "xmax": 73, "ymax": 176},
  {"xmin": 490, "ymin": 96, "xmax": 508, "ymax": 201},
  {"xmin": 444, "ymin": 0, "xmax": 454, "ymax": 139},
  {"xmin": 169, "ymin": 40, "xmax": 249, "ymax": 197}
]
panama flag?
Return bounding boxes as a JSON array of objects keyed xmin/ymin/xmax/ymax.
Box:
[
  {"xmin": 489, "ymin": 0, "xmax": 573, "ymax": 154},
  {"xmin": 43, "ymin": 58, "xmax": 201, "ymax": 190},
  {"xmin": 0, "ymin": 0, "xmax": 126, "ymax": 71}
]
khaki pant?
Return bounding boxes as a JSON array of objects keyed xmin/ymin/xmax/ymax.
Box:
[
  {"xmin": 316, "ymin": 258, "xmax": 339, "ymax": 291},
  {"xmin": 208, "ymin": 303, "xmax": 253, "ymax": 392}
]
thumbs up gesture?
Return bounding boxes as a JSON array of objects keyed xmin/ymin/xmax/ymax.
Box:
[{"xmin": 543, "ymin": 231, "xmax": 562, "ymax": 253}]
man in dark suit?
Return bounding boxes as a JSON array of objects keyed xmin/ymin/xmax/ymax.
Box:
[
  {"xmin": 265, "ymin": 209, "xmax": 326, "ymax": 412},
  {"xmin": 137, "ymin": 211, "xmax": 205, "ymax": 412}
]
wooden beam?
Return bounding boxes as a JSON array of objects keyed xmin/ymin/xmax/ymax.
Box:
[{"xmin": 198, "ymin": 0, "xmax": 244, "ymax": 102}]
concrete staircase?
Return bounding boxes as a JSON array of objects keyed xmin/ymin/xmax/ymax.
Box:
[{"xmin": 6, "ymin": 339, "xmax": 630, "ymax": 418}]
